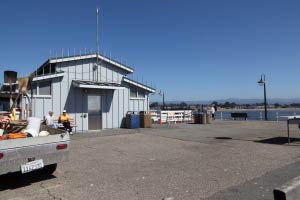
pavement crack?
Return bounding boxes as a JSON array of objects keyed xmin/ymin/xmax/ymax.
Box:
[
  {"xmin": 40, "ymin": 182, "xmax": 62, "ymax": 200},
  {"xmin": 112, "ymin": 148, "xmax": 127, "ymax": 156},
  {"xmin": 139, "ymin": 133, "xmax": 209, "ymax": 145},
  {"xmin": 82, "ymin": 144, "xmax": 98, "ymax": 150}
]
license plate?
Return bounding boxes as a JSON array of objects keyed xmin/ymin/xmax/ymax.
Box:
[{"xmin": 21, "ymin": 159, "xmax": 44, "ymax": 174}]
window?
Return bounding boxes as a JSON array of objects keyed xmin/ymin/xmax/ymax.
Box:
[
  {"xmin": 138, "ymin": 90, "xmax": 145, "ymax": 98},
  {"xmin": 39, "ymin": 81, "xmax": 51, "ymax": 95},
  {"xmin": 130, "ymin": 87, "xmax": 137, "ymax": 98},
  {"xmin": 130, "ymin": 87, "xmax": 146, "ymax": 98},
  {"xmin": 27, "ymin": 83, "xmax": 37, "ymax": 95}
]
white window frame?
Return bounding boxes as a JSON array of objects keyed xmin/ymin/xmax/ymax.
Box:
[
  {"xmin": 38, "ymin": 80, "xmax": 52, "ymax": 96},
  {"xmin": 130, "ymin": 88, "xmax": 146, "ymax": 100}
]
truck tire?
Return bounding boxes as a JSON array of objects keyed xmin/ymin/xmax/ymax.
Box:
[{"xmin": 42, "ymin": 164, "xmax": 57, "ymax": 175}]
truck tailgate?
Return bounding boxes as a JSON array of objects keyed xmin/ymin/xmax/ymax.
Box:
[{"xmin": 0, "ymin": 134, "xmax": 70, "ymax": 174}]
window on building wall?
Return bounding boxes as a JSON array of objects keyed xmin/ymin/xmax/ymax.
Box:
[
  {"xmin": 27, "ymin": 82, "xmax": 37, "ymax": 95},
  {"xmin": 130, "ymin": 87, "xmax": 137, "ymax": 98},
  {"xmin": 138, "ymin": 90, "xmax": 145, "ymax": 98},
  {"xmin": 39, "ymin": 81, "xmax": 51, "ymax": 95}
]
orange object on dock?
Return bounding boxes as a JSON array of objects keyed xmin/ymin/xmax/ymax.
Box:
[{"xmin": 7, "ymin": 133, "xmax": 27, "ymax": 139}]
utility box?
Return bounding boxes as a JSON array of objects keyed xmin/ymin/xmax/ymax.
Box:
[
  {"xmin": 126, "ymin": 111, "xmax": 140, "ymax": 129},
  {"xmin": 200, "ymin": 113, "xmax": 207, "ymax": 124},
  {"xmin": 206, "ymin": 110, "xmax": 211, "ymax": 124},
  {"xmin": 140, "ymin": 111, "xmax": 152, "ymax": 128}
]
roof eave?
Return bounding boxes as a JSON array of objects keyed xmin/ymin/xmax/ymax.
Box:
[
  {"xmin": 123, "ymin": 78, "xmax": 156, "ymax": 93},
  {"xmin": 97, "ymin": 55, "xmax": 134, "ymax": 73},
  {"xmin": 31, "ymin": 59, "xmax": 50, "ymax": 77},
  {"xmin": 47, "ymin": 54, "xmax": 134, "ymax": 74},
  {"xmin": 72, "ymin": 80, "xmax": 125, "ymax": 90}
]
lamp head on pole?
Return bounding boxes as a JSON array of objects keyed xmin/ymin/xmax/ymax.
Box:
[
  {"xmin": 159, "ymin": 89, "xmax": 164, "ymax": 96},
  {"xmin": 257, "ymin": 74, "xmax": 265, "ymax": 86}
]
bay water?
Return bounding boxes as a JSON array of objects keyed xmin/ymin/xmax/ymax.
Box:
[{"xmin": 215, "ymin": 109, "xmax": 300, "ymax": 121}]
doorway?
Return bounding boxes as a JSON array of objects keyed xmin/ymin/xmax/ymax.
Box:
[{"xmin": 88, "ymin": 95, "xmax": 102, "ymax": 130}]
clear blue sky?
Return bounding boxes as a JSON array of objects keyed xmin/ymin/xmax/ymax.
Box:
[{"xmin": 1, "ymin": 0, "xmax": 300, "ymax": 102}]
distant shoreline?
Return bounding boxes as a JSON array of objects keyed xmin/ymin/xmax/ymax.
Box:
[{"xmin": 217, "ymin": 108, "xmax": 300, "ymax": 112}]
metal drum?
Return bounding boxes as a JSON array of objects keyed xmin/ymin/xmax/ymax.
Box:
[{"xmin": 4, "ymin": 71, "xmax": 17, "ymax": 84}]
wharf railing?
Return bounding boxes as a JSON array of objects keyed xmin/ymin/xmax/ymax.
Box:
[
  {"xmin": 215, "ymin": 110, "xmax": 299, "ymax": 122},
  {"xmin": 151, "ymin": 110, "xmax": 193, "ymax": 124}
]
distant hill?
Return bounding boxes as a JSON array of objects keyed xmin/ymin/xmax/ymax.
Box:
[{"xmin": 161, "ymin": 98, "xmax": 300, "ymax": 105}]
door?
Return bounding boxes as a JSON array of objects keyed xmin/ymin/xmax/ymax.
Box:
[{"xmin": 88, "ymin": 95, "xmax": 102, "ymax": 130}]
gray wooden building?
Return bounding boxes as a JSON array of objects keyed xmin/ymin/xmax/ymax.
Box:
[{"xmin": 29, "ymin": 53, "xmax": 155, "ymax": 131}]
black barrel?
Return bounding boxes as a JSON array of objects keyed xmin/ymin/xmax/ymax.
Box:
[{"xmin": 4, "ymin": 71, "xmax": 17, "ymax": 83}]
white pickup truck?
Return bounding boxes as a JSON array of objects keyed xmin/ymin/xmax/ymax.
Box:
[{"xmin": 0, "ymin": 125, "xmax": 70, "ymax": 175}]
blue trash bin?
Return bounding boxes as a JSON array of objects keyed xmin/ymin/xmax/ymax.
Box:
[{"xmin": 126, "ymin": 111, "xmax": 140, "ymax": 129}]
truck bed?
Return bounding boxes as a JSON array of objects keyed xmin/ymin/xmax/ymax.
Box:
[{"xmin": 0, "ymin": 126, "xmax": 70, "ymax": 175}]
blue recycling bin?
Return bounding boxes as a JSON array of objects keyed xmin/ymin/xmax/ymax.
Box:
[{"xmin": 126, "ymin": 111, "xmax": 140, "ymax": 129}]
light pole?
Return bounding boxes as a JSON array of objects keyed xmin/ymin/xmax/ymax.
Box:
[
  {"xmin": 258, "ymin": 74, "xmax": 267, "ymax": 120},
  {"xmin": 159, "ymin": 89, "xmax": 165, "ymax": 110}
]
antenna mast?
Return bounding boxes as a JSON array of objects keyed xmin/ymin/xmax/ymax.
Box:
[
  {"xmin": 96, "ymin": 8, "xmax": 99, "ymax": 81},
  {"xmin": 96, "ymin": 8, "xmax": 99, "ymax": 55}
]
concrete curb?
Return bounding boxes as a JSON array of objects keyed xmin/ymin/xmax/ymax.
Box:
[{"xmin": 274, "ymin": 175, "xmax": 300, "ymax": 200}]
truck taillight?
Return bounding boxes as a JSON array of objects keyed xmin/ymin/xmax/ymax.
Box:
[
  {"xmin": 56, "ymin": 144, "xmax": 68, "ymax": 150},
  {"xmin": 0, "ymin": 153, "xmax": 3, "ymax": 159}
]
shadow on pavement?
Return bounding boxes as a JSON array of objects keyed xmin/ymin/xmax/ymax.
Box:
[
  {"xmin": 214, "ymin": 137, "xmax": 233, "ymax": 140},
  {"xmin": 207, "ymin": 136, "xmax": 300, "ymax": 146},
  {"xmin": 0, "ymin": 171, "xmax": 56, "ymax": 191},
  {"xmin": 255, "ymin": 137, "xmax": 300, "ymax": 145}
]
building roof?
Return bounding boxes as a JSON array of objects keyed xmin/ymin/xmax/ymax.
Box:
[
  {"xmin": 73, "ymin": 78, "xmax": 155, "ymax": 93},
  {"xmin": 72, "ymin": 80, "xmax": 124, "ymax": 90},
  {"xmin": 122, "ymin": 77, "xmax": 156, "ymax": 93},
  {"xmin": 32, "ymin": 71, "xmax": 65, "ymax": 81},
  {"xmin": 48, "ymin": 53, "xmax": 134, "ymax": 73}
]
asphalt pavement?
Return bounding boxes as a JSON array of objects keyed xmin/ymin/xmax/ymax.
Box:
[{"xmin": 1, "ymin": 120, "xmax": 300, "ymax": 200}]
